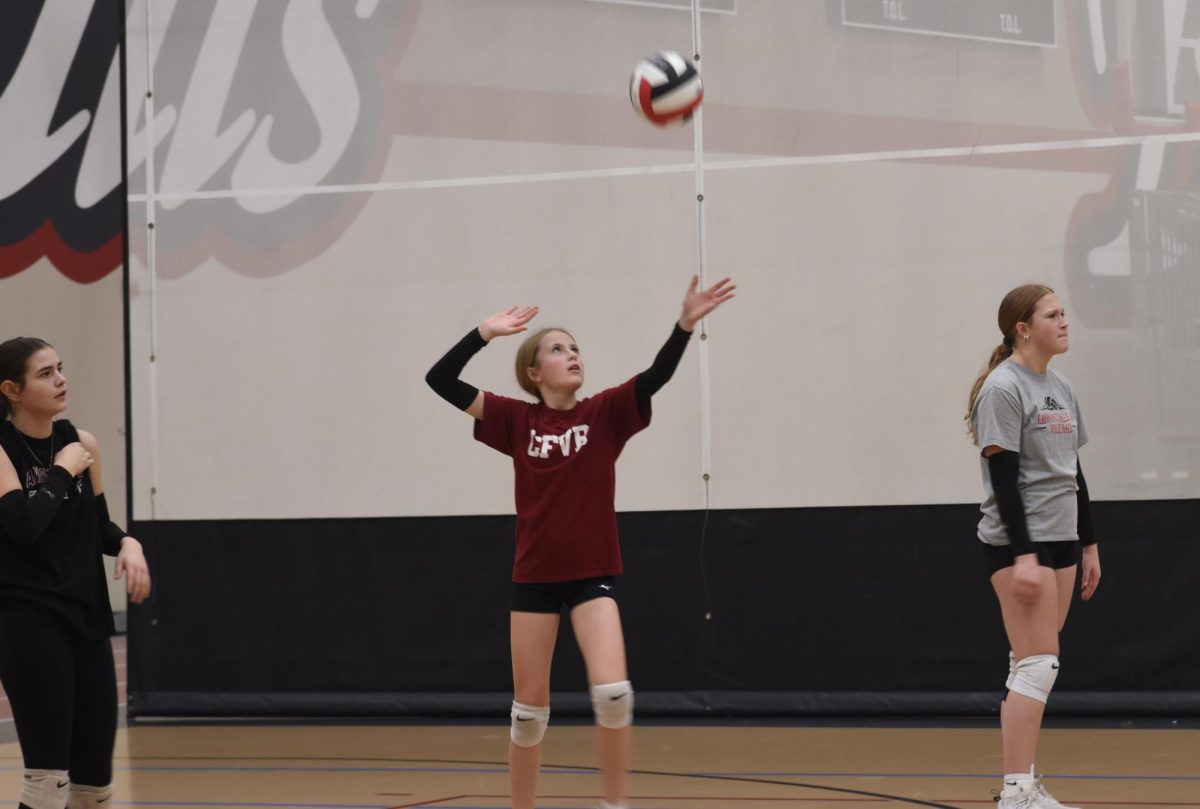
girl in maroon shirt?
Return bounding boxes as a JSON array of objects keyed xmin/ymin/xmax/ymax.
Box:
[{"xmin": 427, "ymin": 276, "xmax": 734, "ymax": 809}]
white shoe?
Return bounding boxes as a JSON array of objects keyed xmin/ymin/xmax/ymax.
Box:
[
  {"xmin": 1031, "ymin": 777, "xmax": 1080, "ymax": 809},
  {"xmin": 995, "ymin": 781, "xmax": 1037, "ymax": 809}
]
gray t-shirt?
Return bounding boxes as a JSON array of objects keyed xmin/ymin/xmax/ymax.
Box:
[{"xmin": 973, "ymin": 358, "xmax": 1088, "ymax": 546}]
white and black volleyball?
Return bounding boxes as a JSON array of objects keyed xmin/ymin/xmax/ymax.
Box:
[{"xmin": 629, "ymin": 51, "xmax": 703, "ymax": 127}]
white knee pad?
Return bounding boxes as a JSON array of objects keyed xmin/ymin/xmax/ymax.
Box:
[
  {"xmin": 20, "ymin": 769, "xmax": 69, "ymax": 809},
  {"xmin": 510, "ymin": 701, "xmax": 550, "ymax": 748},
  {"xmin": 1005, "ymin": 650, "xmax": 1016, "ymax": 691},
  {"xmin": 1008, "ymin": 654, "xmax": 1060, "ymax": 704},
  {"xmin": 67, "ymin": 783, "xmax": 113, "ymax": 809},
  {"xmin": 590, "ymin": 680, "xmax": 634, "ymax": 729}
]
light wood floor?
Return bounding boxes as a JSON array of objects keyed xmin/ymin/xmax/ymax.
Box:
[{"xmin": 0, "ymin": 722, "xmax": 1195, "ymax": 808}]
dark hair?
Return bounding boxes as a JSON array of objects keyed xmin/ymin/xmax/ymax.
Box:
[
  {"xmin": 965, "ymin": 285, "xmax": 1054, "ymax": 443},
  {"xmin": 0, "ymin": 337, "xmax": 53, "ymax": 420}
]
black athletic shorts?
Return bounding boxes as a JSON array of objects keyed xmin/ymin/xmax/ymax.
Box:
[
  {"xmin": 982, "ymin": 540, "xmax": 1080, "ymax": 576},
  {"xmin": 511, "ymin": 576, "xmax": 618, "ymax": 614}
]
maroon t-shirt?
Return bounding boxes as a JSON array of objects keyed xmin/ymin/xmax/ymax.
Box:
[{"xmin": 474, "ymin": 377, "xmax": 650, "ymax": 583}]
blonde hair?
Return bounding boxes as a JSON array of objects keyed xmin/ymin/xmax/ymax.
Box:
[
  {"xmin": 514, "ymin": 327, "xmax": 575, "ymax": 401},
  {"xmin": 965, "ymin": 284, "xmax": 1054, "ymax": 443}
]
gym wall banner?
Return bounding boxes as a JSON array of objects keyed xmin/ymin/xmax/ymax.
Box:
[{"xmin": 0, "ymin": 1, "xmax": 125, "ymax": 283}]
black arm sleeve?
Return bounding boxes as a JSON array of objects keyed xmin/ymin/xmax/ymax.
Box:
[
  {"xmin": 425, "ymin": 328, "xmax": 487, "ymax": 411},
  {"xmin": 95, "ymin": 492, "xmax": 128, "ymax": 557},
  {"xmin": 987, "ymin": 451, "xmax": 1035, "ymax": 556},
  {"xmin": 634, "ymin": 323, "xmax": 692, "ymax": 409},
  {"xmin": 0, "ymin": 465, "xmax": 73, "ymax": 546},
  {"xmin": 1076, "ymin": 460, "xmax": 1096, "ymax": 547}
]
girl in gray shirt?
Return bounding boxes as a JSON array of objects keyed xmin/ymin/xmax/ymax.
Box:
[{"xmin": 965, "ymin": 284, "xmax": 1101, "ymax": 809}]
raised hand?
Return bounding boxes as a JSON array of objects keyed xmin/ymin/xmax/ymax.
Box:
[
  {"xmin": 680, "ymin": 275, "xmax": 736, "ymax": 331},
  {"xmin": 480, "ymin": 306, "xmax": 539, "ymax": 341}
]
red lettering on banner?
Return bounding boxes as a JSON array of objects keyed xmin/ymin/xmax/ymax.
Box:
[
  {"xmin": 1, "ymin": 1, "xmax": 416, "ymax": 283},
  {"xmin": 0, "ymin": 221, "xmax": 122, "ymax": 284}
]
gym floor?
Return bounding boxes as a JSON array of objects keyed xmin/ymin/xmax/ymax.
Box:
[{"xmin": 2, "ymin": 696, "xmax": 1197, "ymax": 809}]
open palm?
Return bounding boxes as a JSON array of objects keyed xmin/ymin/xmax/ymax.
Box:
[
  {"xmin": 681, "ymin": 275, "xmax": 736, "ymax": 331},
  {"xmin": 481, "ymin": 306, "xmax": 539, "ymax": 341}
]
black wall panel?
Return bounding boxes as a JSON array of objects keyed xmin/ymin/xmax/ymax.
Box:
[{"xmin": 128, "ymin": 500, "xmax": 1200, "ymax": 717}]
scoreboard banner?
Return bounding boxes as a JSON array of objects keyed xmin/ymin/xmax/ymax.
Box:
[{"xmin": 841, "ymin": 0, "xmax": 1056, "ymax": 47}]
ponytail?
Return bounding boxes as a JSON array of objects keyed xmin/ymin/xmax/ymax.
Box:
[
  {"xmin": 965, "ymin": 340, "xmax": 1012, "ymax": 444},
  {"xmin": 966, "ymin": 284, "xmax": 1054, "ymax": 444}
]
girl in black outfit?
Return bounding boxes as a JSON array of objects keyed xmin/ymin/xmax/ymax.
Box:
[{"xmin": 0, "ymin": 338, "xmax": 151, "ymax": 809}]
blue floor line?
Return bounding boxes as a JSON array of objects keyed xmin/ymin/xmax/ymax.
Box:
[
  {"xmin": 94, "ymin": 765, "xmax": 1200, "ymax": 782},
  {"xmin": 3, "ymin": 762, "xmax": 1198, "ymax": 781}
]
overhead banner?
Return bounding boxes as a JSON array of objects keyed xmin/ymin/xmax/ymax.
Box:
[{"xmin": 0, "ymin": 0, "xmax": 125, "ymax": 283}]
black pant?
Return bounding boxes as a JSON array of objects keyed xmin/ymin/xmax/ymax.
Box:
[{"xmin": 0, "ymin": 603, "xmax": 116, "ymax": 786}]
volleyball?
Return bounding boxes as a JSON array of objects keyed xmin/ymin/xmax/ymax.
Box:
[{"xmin": 629, "ymin": 51, "xmax": 703, "ymax": 126}]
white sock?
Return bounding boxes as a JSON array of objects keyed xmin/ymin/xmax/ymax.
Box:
[
  {"xmin": 20, "ymin": 769, "xmax": 69, "ymax": 809},
  {"xmin": 599, "ymin": 801, "xmax": 629, "ymax": 809},
  {"xmin": 67, "ymin": 783, "xmax": 114, "ymax": 809},
  {"xmin": 1003, "ymin": 769, "xmax": 1036, "ymax": 793}
]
